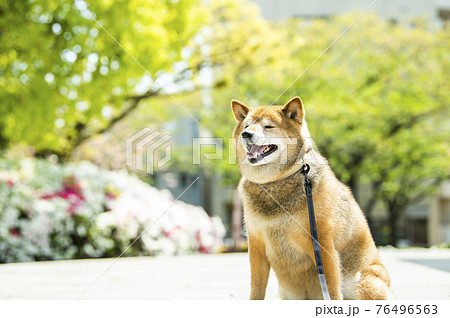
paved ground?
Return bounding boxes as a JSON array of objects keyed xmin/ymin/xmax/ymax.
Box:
[{"xmin": 0, "ymin": 248, "xmax": 449, "ymax": 299}]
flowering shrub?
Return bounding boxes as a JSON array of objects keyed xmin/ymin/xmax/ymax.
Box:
[{"xmin": 0, "ymin": 158, "xmax": 225, "ymax": 263}]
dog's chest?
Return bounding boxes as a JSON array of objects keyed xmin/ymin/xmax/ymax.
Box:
[
  {"xmin": 241, "ymin": 180, "xmax": 307, "ymax": 218},
  {"xmin": 249, "ymin": 214, "xmax": 313, "ymax": 272},
  {"xmin": 241, "ymin": 177, "xmax": 314, "ymax": 271},
  {"xmin": 269, "ymin": 226, "xmax": 314, "ymax": 280}
]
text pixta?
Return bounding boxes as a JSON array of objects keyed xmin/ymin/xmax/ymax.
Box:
[{"xmin": 316, "ymin": 305, "xmax": 359, "ymax": 317}]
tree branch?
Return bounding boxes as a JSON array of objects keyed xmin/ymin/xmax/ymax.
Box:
[{"xmin": 70, "ymin": 87, "xmax": 162, "ymax": 151}]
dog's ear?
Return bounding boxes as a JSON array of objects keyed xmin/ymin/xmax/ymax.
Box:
[
  {"xmin": 282, "ymin": 96, "xmax": 304, "ymax": 122},
  {"xmin": 231, "ymin": 100, "xmax": 251, "ymax": 122}
]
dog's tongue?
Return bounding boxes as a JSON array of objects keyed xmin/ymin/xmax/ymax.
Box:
[{"xmin": 247, "ymin": 145, "xmax": 267, "ymax": 159}]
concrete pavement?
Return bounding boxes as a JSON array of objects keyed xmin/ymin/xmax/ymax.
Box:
[{"xmin": 0, "ymin": 248, "xmax": 449, "ymax": 299}]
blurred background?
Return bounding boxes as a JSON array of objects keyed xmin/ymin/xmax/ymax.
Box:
[{"xmin": 0, "ymin": 0, "xmax": 449, "ymax": 264}]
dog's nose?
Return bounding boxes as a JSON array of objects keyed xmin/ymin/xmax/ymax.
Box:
[{"xmin": 241, "ymin": 131, "xmax": 253, "ymax": 139}]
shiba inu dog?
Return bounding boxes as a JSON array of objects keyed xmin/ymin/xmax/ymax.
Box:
[{"xmin": 231, "ymin": 97, "xmax": 392, "ymax": 300}]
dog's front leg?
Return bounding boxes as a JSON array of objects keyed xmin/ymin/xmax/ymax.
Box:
[
  {"xmin": 248, "ymin": 229, "xmax": 270, "ymax": 300},
  {"xmin": 318, "ymin": 242, "xmax": 343, "ymax": 300},
  {"xmin": 294, "ymin": 233, "xmax": 343, "ymax": 299}
]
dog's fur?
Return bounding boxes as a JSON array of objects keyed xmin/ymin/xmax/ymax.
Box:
[{"xmin": 231, "ymin": 97, "xmax": 392, "ymax": 300}]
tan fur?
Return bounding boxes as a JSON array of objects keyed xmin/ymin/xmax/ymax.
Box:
[{"xmin": 231, "ymin": 97, "xmax": 392, "ymax": 300}]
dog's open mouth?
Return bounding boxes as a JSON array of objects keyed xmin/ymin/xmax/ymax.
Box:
[{"xmin": 246, "ymin": 143, "xmax": 278, "ymax": 163}]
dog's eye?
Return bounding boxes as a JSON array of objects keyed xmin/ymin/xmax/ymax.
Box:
[
  {"xmin": 264, "ymin": 125, "xmax": 274, "ymax": 129},
  {"xmin": 244, "ymin": 125, "xmax": 249, "ymax": 129}
]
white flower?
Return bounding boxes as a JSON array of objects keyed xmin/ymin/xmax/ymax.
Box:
[{"xmin": 0, "ymin": 158, "xmax": 226, "ymax": 263}]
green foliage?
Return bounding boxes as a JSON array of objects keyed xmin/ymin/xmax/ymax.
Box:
[
  {"xmin": 196, "ymin": 5, "xmax": 449, "ymax": 231},
  {"xmin": 0, "ymin": 0, "xmax": 203, "ymax": 155}
]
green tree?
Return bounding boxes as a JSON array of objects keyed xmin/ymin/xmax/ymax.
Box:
[
  {"xmin": 365, "ymin": 121, "xmax": 448, "ymax": 245},
  {"xmin": 296, "ymin": 16, "xmax": 450, "ymax": 245},
  {"xmin": 0, "ymin": 0, "xmax": 203, "ymax": 157},
  {"xmin": 199, "ymin": 10, "xmax": 449, "ymax": 245},
  {"xmin": 195, "ymin": 0, "xmax": 291, "ymax": 184}
]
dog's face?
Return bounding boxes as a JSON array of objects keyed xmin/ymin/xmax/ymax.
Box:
[{"xmin": 231, "ymin": 97, "xmax": 307, "ymax": 183}]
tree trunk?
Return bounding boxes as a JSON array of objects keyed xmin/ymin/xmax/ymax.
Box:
[
  {"xmin": 388, "ymin": 210, "xmax": 398, "ymax": 246},
  {"xmin": 389, "ymin": 215, "xmax": 397, "ymax": 246},
  {"xmin": 363, "ymin": 179, "xmax": 384, "ymax": 231},
  {"xmin": 347, "ymin": 173, "xmax": 359, "ymax": 202},
  {"xmin": 0, "ymin": 122, "xmax": 9, "ymax": 151},
  {"xmin": 364, "ymin": 194, "xmax": 377, "ymax": 230}
]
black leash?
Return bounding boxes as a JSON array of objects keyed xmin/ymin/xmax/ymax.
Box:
[{"xmin": 302, "ymin": 163, "xmax": 331, "ymax": 300}]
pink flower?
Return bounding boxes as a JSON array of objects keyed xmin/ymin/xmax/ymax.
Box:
[
  {"xmin": 199, "ymin": 246, "xmax": 210, "ymax": 253},
  {"xmin": 9, "ymin": 228, "xmax": 20, "ymax": 237},
  {"xmin": 41, "ymin": 193, "xmax": 57, "ymax": 200},
  {"xmin": 106, "ymin": 192, "xmax": 116, "ymax": 200},
  {"xmin": 6, "ymin": 179, "xmax": 15, "ymax": 187},
  {"xmin": 62, "ymin": 176, "xmax": 82, "ymax": 194},
  {"xmin": 57, "ymin": 189, "xmax": 84, "ymax": 200},
  {"xmin": 40, "ymin": 176, "xmax": 85, "ymax": 215},
  {"xmin": 195, "ymin": 230, "xmax": 201, "ymax": 241}
]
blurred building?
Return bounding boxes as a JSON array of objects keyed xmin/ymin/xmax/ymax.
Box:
[
  {"xmin": 359, "ymin": 181, "xmax": 450, "ymax": 247},
  {"xmin": 253, "ymin": 0, "xmax": 450, "ymax": 28},
  {"xmin": 427, "ymin": 182, "xmax": 450, "ymax": 245}
]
